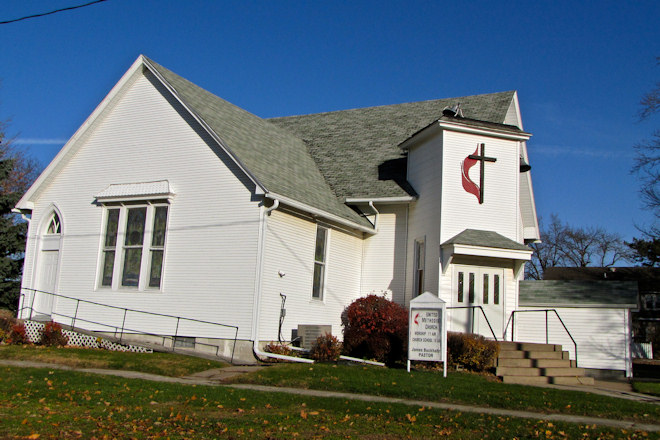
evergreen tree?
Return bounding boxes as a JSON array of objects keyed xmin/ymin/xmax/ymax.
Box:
[
  {"xmin": 0, "ymin": 123, "xmax": 39, "ymax": 312},
  {"xmin": 0, "ymin": 157, "xmax": 25, "ymax": 311}
]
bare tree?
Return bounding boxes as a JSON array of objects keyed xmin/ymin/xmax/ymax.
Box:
[
  {"xmin": 526, "ymin": 215, "xmax": 630, "ymax": 279},
  {"xmin": 627, "ymin": 57, "xmax": 660, "ymax": 266}
]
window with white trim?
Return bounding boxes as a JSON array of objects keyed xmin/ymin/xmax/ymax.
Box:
[
  {"xmin": 99, "ymin": 202, "xmax": 169, "ymax": 290},
  {"xmin": 312, "ymin": 225, "xmax": 328, "ymax": 300}
]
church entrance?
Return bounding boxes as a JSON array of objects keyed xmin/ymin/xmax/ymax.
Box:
[
  {"xmin": 451, "ymin": 265, "xmax": 504, "ymax": 339},
  {"xmin": 34, "ymin": 212, "xmax": 62, "ymax": 318}
]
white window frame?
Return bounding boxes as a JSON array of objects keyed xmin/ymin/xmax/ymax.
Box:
[
  {"xmin": 413, "ymin": 237, "xmax": 425, "ymax": 296},
  {"xmin": 312, "ymin": 225, "xmax": 329, "ymax": 301},
  {"xmin": 97, "ymin": 201, "xmax": 169, "ymax": 292}
]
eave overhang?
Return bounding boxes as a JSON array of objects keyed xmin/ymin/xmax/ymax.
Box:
[
  {"xmin": 265, "ymin": 192, "xmax": 376, "ymax": 235},
  {"xmin": 345, "ymin": 196, "xmax": 416, "ymax": 204},
  {"xmin": 399, "ymin": 118, "xmax": 531, "ymax": 151}
]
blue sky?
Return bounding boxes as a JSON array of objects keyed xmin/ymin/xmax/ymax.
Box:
[{"xmin": 1, "ymin": 0, "xmax": 659, "ymax": 241}]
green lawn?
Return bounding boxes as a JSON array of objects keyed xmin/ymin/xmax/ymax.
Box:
[
  {"xmin": 0, "ymin": 345, "xmax": 226, "ymax": 377},
  {"xmin": 634, "ymin": 381, "xmax": 660, "ymax": 397},
  {"xmin": 0, "ymin": 366, "xmax": 650, "ymax": 439},
  {"xmin": 233, "ymin": 363, "xmax": 660, "ymax": 424}
]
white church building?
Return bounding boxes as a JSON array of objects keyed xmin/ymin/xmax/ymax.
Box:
[{"xmin": 15, "ymin": 55, "xmax": 540, "ymax": 363}]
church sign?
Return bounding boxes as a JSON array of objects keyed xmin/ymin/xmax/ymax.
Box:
[{"xmin": 407, "ymin": 292, "xmax": 447, "ymax": 376}]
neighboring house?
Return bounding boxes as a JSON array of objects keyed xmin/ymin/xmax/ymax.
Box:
[
  {"xmin": 544, "ymin": 267, "xmax": 659, "ymax": 361},
  {"xmin": 518, "ymin": 280, "xmax": 639, "ymax": 377},
  {"xmin": 14, "ymin": 55, "xmax": 539, "ymax": 363}
]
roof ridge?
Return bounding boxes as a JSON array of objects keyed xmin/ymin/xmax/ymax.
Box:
[{"xmin": 268, "ymin": 90, "xmax": 517, "ymax": 121}]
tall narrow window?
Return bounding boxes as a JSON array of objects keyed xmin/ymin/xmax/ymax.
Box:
[
  {"xmin": 414, "ymin": 239, "xmax": 425, "ymax": 296},
  {"xmin": 457, "ymin": 272, "xmax": 464, "ymax": 303},
  {"xmin": 122, "ymin": 207, "xmax": 146, "ymax": 287},
  {"xmin": 493, "ymin": 274, "xmax": 500, "ymax": 305},
  {"xmin": 312, "ymin": 226, "xmax": 328, "ymax": 299},
  {"xmin": 482, "ymin": 274, "xmax": 489, "ymax": 304},
  {"xmin": 468, "ymin": 273, "xmax": 475, "ymax": 303},
  {"xmin": 149, "ymin": 206, "xmax": 168, "ymax": 288},
  {"xmin": 101, "ymin": 209, "xmax": 119, "ymax": 287}
]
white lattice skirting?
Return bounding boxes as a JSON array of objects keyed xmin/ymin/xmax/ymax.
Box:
[{"xmin": 24, "ymin": 320, "xmax": 152, "ymax": 353}]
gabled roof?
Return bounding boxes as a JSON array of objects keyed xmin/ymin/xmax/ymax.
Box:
[
  {"xmin": 269, "ymin": 91, "xmax": 517, "ymax": 200},
  {"xmin": 17, "ymin": 56, "xmax": 528, "ymax": 235},
  {"xmin": 443, "ymin": 229, "xmax": 531, "ymax": 252},
  {"xmin": 143, "ymin": 57, "xmax": 370, "ymax": 229}
]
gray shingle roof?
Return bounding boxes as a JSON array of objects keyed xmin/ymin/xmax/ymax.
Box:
[
  {"xmin": 519, "ymin": 280, "xmax": 639, "ymax": 308},
  {"xmin": 144, "ymin": 56, "xmax": 518, "ymax": 227},
  {"xmin": 443, "ymin": 229, "xmax": 531, "ymax": 251},
  {"xmin": 144, "ymin": 57, "xmax": 370, "ymax": 228},
  {"xmin": 268, "ymin": 91, "xmax": 517, "ymax": 199}
]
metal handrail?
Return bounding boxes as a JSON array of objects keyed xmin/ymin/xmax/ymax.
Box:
[
  {"xmin": 18, "ymin": 288, "xmax": 240, "ymax": 363},
  {"xmin": 503, "ymin": 309, "xmax": 578, "ymax": 367},
  {"xmin": 447, "ymin": 305, "xmax": 498, "ymax": 341}
]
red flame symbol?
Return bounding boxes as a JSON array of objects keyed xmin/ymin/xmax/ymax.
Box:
[{"xmin": 461, "ymin": 146, "xmax": 480, "ymax": 202}]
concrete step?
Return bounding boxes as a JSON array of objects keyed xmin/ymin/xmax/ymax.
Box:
[
  {"xmin": 498, "ymin": 349, "xmax": 569, "ymax": 360},
  {"xmin": 497, "ymin": 358, "xmax": 575, "ymax": 368},
  {"xmin": 552, "ymin": 376, "xmax": 594, "ymax": 386},
  {"xmin": 498, "ymin": 341, "xmax": 561, "ymax": 352},
  {"xmin": 496, "ymin": 366, "xmax": 543, "ymax": 376},
  {"xmin": 543, "ymin": 367, "xmax": 586, "ymax": 377},
  {"xmin": 501, "ymin": 375, "xmax": 595, "ymax": 386},
  {"xmin": 501, "ymin": 375, "xmax": 552, "ymax": 385},
  {"xmin": 497, "ymin": 366, "xmax": 587, "ymax": 378}
]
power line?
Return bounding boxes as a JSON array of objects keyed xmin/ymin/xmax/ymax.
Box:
[{"xmin": 0, "ymin": 0, "xmax": 109, "ymax": 25}]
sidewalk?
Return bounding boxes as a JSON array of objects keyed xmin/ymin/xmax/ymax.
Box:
[{"xmin": 2, "ymin": 359, "xmax": 659, "ymax": 433}]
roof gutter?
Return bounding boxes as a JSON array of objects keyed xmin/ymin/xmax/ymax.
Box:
[
  {"xmin": 345, "ymin": 196, "xmax": 416, "ymax": 204},
  {"xmin": 265, "ymin": 192, "xmax": 376, "ymax": 235}
]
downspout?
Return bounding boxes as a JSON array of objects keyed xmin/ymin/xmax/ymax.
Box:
[
  {"xmin": 367, "ymin": 201, "xmax": 379, "ymax": 230},
  {"xmin": 251, "ymin": 199, "xmax": 314, "ymax": 363}
]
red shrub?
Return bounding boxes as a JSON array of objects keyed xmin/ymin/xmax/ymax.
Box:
[
  {"xmin": 309, "ymin": 333, "xmax": 342, "ymax": 362},
  {"xmin": 341, "ymin": 295, "xmax": 408, "ymax": 366},
  {"xmin": 263, "ymin": 342, "xmax": 297, "ymax": 362},
  {"xmin": 40, "ymin": 321, "xmax": 69, "ymax": 347},
  {"xmin": 6, "ymin": 322, "xmax": 28, "ymax": 345}
]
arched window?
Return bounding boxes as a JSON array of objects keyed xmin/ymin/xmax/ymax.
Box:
[{"xmin": 46, "ymin": 213, "xmax": 61, "ymax": 235}]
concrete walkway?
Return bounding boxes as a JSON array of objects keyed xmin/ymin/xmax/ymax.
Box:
[{"xmin": 2, "ymin": 360, "xmax": 659, "ymax": 433}]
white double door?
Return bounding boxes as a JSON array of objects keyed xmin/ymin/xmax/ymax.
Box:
[{"xmin": 451, "ymin": 266, "xmax": 504, "ymax": 339}]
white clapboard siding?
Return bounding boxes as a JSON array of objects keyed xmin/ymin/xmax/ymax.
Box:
[
  {"xmin": 22, "ymin": 70, "xmax": 261, "ymax": 340},
  {"xmin": 405, "ymin": 135, "xmax": 443, "ymax": 303},
  {"xmin": 360, "ymin": 204, "xmax": 408, "ymax": 304},
  {"xmin": 259, "ymin": 209, "xmax": 363, "ymax": 341},
  {"xmin": 440, "ymin": 131, "xmax": 519, "ymax": 244},
  {"xmin": 515, "ymin": 307, "xmax": 631, "ymax": 372}
]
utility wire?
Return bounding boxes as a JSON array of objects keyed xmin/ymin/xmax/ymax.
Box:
[{"xmin": 0, "ymin": 0, "xmax": 109, "ymax": 25}]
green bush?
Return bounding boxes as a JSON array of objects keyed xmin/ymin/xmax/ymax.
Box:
[
  {"xmin": 447, "ymin": 332, "xmax": 499, "ymax": 372},
  {"xmin": 309, "ymin": 333, "xmax": 342, "ymax": 362},
  {"xmin": 40, "ymin": 321, "xmax": 69, "ymax": 347}
]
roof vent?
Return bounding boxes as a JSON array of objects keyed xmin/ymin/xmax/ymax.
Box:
[{"xmin": 442, "ymin": 103, "xmax": 464, "ymax": 118}]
